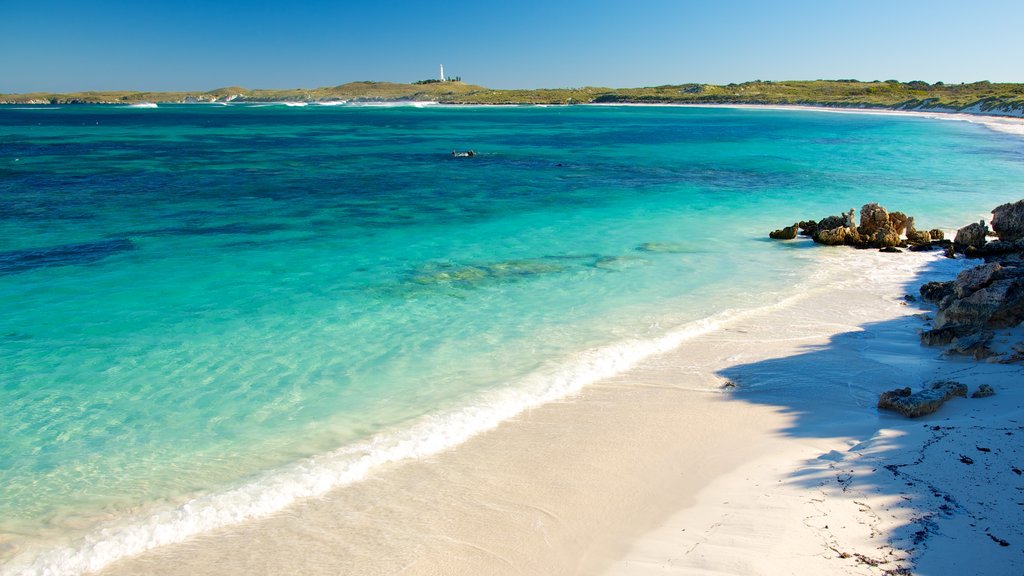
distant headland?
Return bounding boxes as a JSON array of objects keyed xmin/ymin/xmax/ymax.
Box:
[{"xmin": 2, "ymin": 79, "xmax": 1022, "ymax": 116}]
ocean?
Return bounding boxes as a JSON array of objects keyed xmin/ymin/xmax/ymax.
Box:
[{"xmin": 1, "ymin": 103, "xmax": 1022, "ymax": 574}]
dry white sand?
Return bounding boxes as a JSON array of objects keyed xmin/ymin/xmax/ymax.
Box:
[{"xmin": 95, "ymin": 242, "xmax": 1024, "ymax": 575}]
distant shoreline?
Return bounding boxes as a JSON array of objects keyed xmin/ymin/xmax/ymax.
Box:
[
  {"xmin": 6, "ymin": 98, "xmax": 1021, "ymax": 137},
  {"xmin": 3, "ymin": 79, "xmax": 1022, "ymax": 117}
]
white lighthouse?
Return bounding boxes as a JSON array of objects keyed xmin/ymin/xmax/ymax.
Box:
[{"xmin": 440, "ymin": 64, "xmax": 445, "ymax": 82}]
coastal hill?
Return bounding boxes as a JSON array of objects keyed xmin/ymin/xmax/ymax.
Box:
[{"xmin": 3, "ymin": 80, "xmax": 1023, "ymax": 114}]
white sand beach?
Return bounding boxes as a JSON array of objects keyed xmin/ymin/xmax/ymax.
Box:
[{"xmin": 95, "ymin": 235, "xmax": 1023, "ymax": 575}]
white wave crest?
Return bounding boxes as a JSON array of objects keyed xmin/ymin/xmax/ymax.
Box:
[{"xmin": 126, "ymin": 103, "xmax": 158, "ymax": 109}]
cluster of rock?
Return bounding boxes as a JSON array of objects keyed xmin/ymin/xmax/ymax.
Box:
[
  {"xmin": 769, "ymin": 202, "xmax": 946, "ymax": 252},
  {"xmin": 877, "ymin": 380, "xmax": 967, "ymax": 418},
  {"xmin": 770, "ymin": 200, "xmax": 1024, "ymax": 418},
  {"xmin": 877, "ymin": 381, "xmax": 995, "ymax": 418},
  {"xmin": 918, "ymin": 199, "xmax": 1024, "ymax": 359}
]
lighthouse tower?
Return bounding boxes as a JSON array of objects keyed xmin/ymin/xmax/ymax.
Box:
[{"xmin": 440, "ymin": 64, "xmax": 445, "ymax": 82}]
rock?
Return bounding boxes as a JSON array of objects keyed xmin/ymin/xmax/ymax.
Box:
[
  {"xmin": 935, "ymin": 279, "xmax": 1021, "ymax": 328},
  {"xmin": 920, "ymin": 280, "xmax": 954, "ymax": 303},
  {"xmin": 954, "ymin": 220, "xmax": 989, "ymax": 252},
  {"xmin": 953, "ymin": 262, "xmax": 1002, "ymax": 298},
  {"xmin": 769, "ymin": 223, "xmax": 799, "ymax": 240},
  {"xmin": 816, "ymin": 215, "xmax": 845, "ymax": 232},
  {"xmin": 921, "ymin": 325, "xmax": 970, "ymax": 346},
  {"xmin": 815, "ymin": 226, "xmax": 852, "ymax": 246},
  {"xmin": 906, "ymin": 229, "xmax": 932, "ymax": 244},
  {"xmin": 873, "ymin": 224, "xmax": 901, "ymax": 248},
  {"xmin": 880, "ymin": 246, "xmax": 902, "ymax": 253},
  {"xmin": 974, "ymin": 240, "xmax": 1024, "ymax": 257},
  {"xmin": 991, "ymin": 199, "xmax": 1024, "ymax": 242},
  {"xmin": 905, "ymin": 216, "xmax": 932, "ymax": 244},
  {"xmin": 797, "ymin": 220, "xmax": 818, "ymax": 237},
  {"xmin": 888, "ymin": 211, "xmax": 909, "ymax": 235},
  {"xmin": 948, "ymin": 330, "xmax": 994, "ymax": 358},
  {"xmin": 860, "ymin": 203, "xmax": 890, "ymax": 236},
  {"xmin": 878, "ymin": 380, "xmax": 968, "ymax": 418},
  {"xmin": 929, "ymin": 229, "xmax": 945, "ymax": 241},
  {"xmin": 971, "ymin": 384, "xmax": 996, "ymax": 398},
  {"xmin": 988, "ymin": 278, "xmax": 1024, "ymax": 327}
]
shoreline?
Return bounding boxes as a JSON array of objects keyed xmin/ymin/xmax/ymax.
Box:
[
  {"xmin": 7, "ymin": 100, "xmax": 1021, "ymax": 137},
  {"xmin": 93, "ymin": 245, "xmax": 1024, "ymax": 576},
  {"xmin": 584, "ymin": 102, "xmax": 1024, "ymax": 137}
]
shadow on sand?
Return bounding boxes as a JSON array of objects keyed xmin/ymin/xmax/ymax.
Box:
[{"xmin": 715, "ymin": 254, "xmax": 1024, "ymax": 573}]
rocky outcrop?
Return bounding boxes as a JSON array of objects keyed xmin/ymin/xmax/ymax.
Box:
[
  {"xmin": 769, "ymin": 223, "xmax": 799, "ymax": 240},
  {"xmin": 920, "ymin": 281, "xmax": 954, "ymax": 303},
  {"xmin": 770, "ymin": 202, "xmax": 943, "ymax": 252},
  {"xmin": 873, "ymin": 224, "xmax": 901, "ymax": 248},
  {"xmin": 929, "ymin": 229, "xmax": 945, "ymax": 241},
  {"xmin": 888, "ymin": 211, "xmax": 909, "ymax": 235},
  {"xmin": 878, "ymin": 380, "xmax": 968, "ymax": 418},
  {"xmin": 992, "ymin": 199, "xmax": 1024, "ymax": 242},
  {"xmin": 859, "ymin": 203, "xmax": 890, "ymax": 236},
  {"xmin": 932, "ymin": 266, "xmax": 1024, "ymax": 330},
  {"xmin": 815, "ymin": 226, "xmax": 854, "ymax": 246},
  {"xmin": 920, "ymin": 252, "xmax": 1024, "ymax": 358},
  {"xmin": 954, "ymin": 220, "xmax": 989, "ymax": 252},
  {"xmin": 797, "ymin": 220, "xmax": 818, "ymax": 237}
]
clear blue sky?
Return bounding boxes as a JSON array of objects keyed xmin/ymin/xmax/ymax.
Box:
[{"xmin": 1, "ymin": 0, "xmax": 1020, "ymax": 93}]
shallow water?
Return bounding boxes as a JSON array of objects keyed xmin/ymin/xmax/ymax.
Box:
[{"xmin": 1, "ymin": 103, "xmax": 1022, "ymax": 574}]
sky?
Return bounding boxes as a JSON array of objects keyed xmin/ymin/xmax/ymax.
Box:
[{"xmin": 1, "ymin": 0, "xmax": 1020, "ymax": 93}]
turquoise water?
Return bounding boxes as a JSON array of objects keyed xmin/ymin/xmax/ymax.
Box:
[{"xmin": 1, "ymin": 103, "xmax": 1022, "ymax": 572}]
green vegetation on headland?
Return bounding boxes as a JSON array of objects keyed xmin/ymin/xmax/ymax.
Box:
[{"xmin": 3, "ymin": 80, "xmax": 1023, "ymax": 114}]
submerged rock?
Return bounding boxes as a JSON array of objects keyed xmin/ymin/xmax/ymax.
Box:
[
  {"xmin": 636, "ymin": 242, "xmax": 694, "ymax": 254},
  {"xmin": 992, "ymin": 199, "xmax": 1024, "ymax": 242},
  {"xmin": 593, "ymin": 256, "xmax": 649, "ymax": 270},
  {"xmin": 487, "ymin": 259, "xmax": 567, "ymax": 277},
  {"xmin": 411, "ymin": 257, "xmax": 571, "ymax": 287},
  {"xmin": 878, "ymin": 380, "xmax": 968, "ymax": 418}
]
